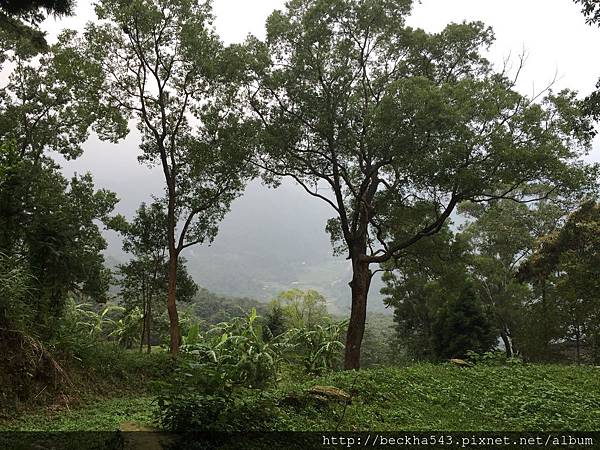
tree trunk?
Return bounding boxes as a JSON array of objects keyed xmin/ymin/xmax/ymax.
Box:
[
  {"xmin": 146, "ymin": 297, "xmax": 152, "ymax": 354},
  {"xmin": 139, "ymin": 283, "xmax": 147, "ymax": 352},
  {"xmin": 500, "ymin": 324, "xmax": 514, "ymax": 358},
  {"xmin": 139, "ymin": 306, "xmax": 146, "ymax": 352},
  {"xmin": 344, "ymin": 257, "xmax": 371, "ymax": 370},
  {"xmin": 165, "ymin": 178, "xmax": 181, "ymax": 355},
  {"xmin": 167, "ymin": 249, "xmax": 180, "ymax": 354},
  {"xmin": 541, "ymin": 278, "xmax": 549, "ymax": 356}
]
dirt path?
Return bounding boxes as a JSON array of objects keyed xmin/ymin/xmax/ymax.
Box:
[{"xmin": 119, "ymin": 421, "xmax": 166, "ymax": 450}]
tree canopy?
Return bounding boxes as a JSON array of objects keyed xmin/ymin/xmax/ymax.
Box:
[
  {"xmin": 249, "ymin": 0, "xmax": 596, "ymax": 368},
  {"xmin": 80, "ymin": 0, "xmax": 257, "ymax": 352},
  {"xmin": 519, "ymin": 201, "xmax": 600, "ymax": 362},
  {"xmin": 0, "ymin": 37, "xmax": 121, "ymax": 337},
  {"xmin": 0, "ymin": 0, "xmax": 74, "ymax": 53}
]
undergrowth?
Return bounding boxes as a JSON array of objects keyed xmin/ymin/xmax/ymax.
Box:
[{"xmin": 5, "ymin": 363, "xmax": 600, "ymax": 432}]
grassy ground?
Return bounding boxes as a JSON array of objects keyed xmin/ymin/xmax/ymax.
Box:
[
  {"xmin": 0, "ymin": 343, "xmax": 174, "ymax": 429},
  {"xmin": 277, "ymin": 364, "xmax": 600, "ymax": 431},
  {"xmin": 0, "ymin": 396, "xmax": 156, "ymax": 431},
  {"xmin": 3, "ymin": 363, "xmax": 599, "ymax": 432}
]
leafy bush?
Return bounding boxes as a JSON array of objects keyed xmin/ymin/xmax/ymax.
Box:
[
  {"xmin": 360, "ymin": 313, "xmax": 406, "ymax": 368},
  {"xmin": 155, "ymin": 309, "xmax": 281, "ymax": 431},
  {"xmin": 70, "ymin": 341, "xmax": 173, "ymax": 382},
  {"xmin": 155, "ymin": 309, "xmax": 348, "ymax": 431},
  {"xmin": 191, "ymin": 308, "xmax": 281, "ymax": 387},
  {"xmin": 279, "ymin": 320, "xmax": 347, "ymax": 374},
  {"xmin": 108, "ymin": 306, "xmax": 144, "ymax": 348},
  {"xmin": 0, "ymin": 253, "xmax": 33, "ymax": 331},
  {"xmin": 51, "ymin": 298, "xmax": 122, "ymax": 355},
  {"xmin": 155, "ymin": 363, "xmax": 279, "ymax": 432}
]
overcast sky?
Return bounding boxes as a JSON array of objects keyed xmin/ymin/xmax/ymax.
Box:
[
  {"xmin": 46, "ymin": 0, "xmax": 600, "ymax": 94},
  {"xmin": 41, "ymin": 0, "xmax": 600, "ymax": 209},
  {"xmin": 46, "ymin": 0, "xmax": 600, "ymax": 196},
  {"xmin": 34, "ymin": 0, "xmax": 600, "ymax": 302}
]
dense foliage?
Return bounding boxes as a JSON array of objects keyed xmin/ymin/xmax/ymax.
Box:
[
  {"xmin": 249, "ymin": 0, "xmax": 596, "ymax": 368},
  {"xmin": 382, "ymin": 225, "xmax": 470, "ymax": 360},
  {"xmin": 2, "ymin": 0, "xmax": 600, "ymax": 437},
  {"xmin": 432, "ymin": 283, "xmax": 495, "ymax": 359},
  {"xmin": 0, "ymin": 0, "xmax": 74, "ymax": 52},
  {"xmin": 0, "ymin": 36, "xmax": 123, "ymax": 411},
  {"xmin": 154, "ymin": 307, "xmax": 346, "ymax": 431},
  {"xmin": 519, "ymin": 201, "xmax": 600, "ymax": 362}
]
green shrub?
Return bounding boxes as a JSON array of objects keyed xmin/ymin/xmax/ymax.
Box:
[
  {"xmin": 51, "ymin": 298, "xmax": 124, "ymax": 356},
  {"xmin": 155, "ymin": 309, "xmax": 281, "ymax": 431},
  {"xmin": 154, "ymin": 363, "xmax": 279, "ymax": 431},
  {"xmin": 0, "ymin": 253, "xmax": 33, "ymax": 331},
  {"xmin": 279, "ymin": 320, "xmax": 347, "ymax": 374},
  {"xmin": 155, "ymin": 311, "xmax": 349, "ymax": 431}
]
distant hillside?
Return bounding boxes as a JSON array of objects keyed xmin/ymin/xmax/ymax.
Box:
[
  {"xmin": 189, "ymin": 288, "xmax": 269, "ymax": 325},
  {"xmin": 61, "ymin": 137, "xmax": 389, "ymax": 314},
  {"xmin": 104, "ymin": 179, "xmax": 390, "ymax": 315},
  {"xmin": 179, "ymin": 180, "xmax": 389, "ymax": 314}
]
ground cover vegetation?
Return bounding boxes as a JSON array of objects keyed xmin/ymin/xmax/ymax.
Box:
[{"xmin": 1, "ymin": 0, "xmax": 600, "ymax": 440}]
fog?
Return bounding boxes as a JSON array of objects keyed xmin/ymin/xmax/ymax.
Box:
[{"xmin": 43, "ymin": 0, "xmax": 600, "ymax": 313}]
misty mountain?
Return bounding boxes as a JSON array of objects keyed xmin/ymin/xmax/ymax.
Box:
[
  {"xmin": 180, "ymin": 180, "xmax": 388, "ymax": 315},
  {"xmin": 58, "ymin": 135, "xmax": 389, "ymax": 314}
]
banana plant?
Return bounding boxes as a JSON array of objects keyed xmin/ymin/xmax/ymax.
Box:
[
  {"xmin": 75, "ymin": 303, "xmax": 125, "ymax": 338},
  {"xmin": 109, "ymin": 306, "xmax": 143, "ymax": 346}
]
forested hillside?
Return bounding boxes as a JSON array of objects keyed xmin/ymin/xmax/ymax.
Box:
[
  {"xmin": 98, "ymin": 179, "xmax": 389, "ymax": 314},
  {"xmin": 2, "ymin": 0, "xmax": 600, "ymax": 445}
]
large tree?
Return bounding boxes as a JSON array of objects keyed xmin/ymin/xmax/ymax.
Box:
[
  {"xmin": 116, "ymin": 201, "xmax": 198, "ymax": 352},
  {"xmin": 248, "ymin": 0, "xmax": 595, "ymax": 368},
  {"xmin": 458, "ymin": 195, "xmax": 574, "ymax": 357},
  {"xmin": 519, "ymin": 201, "xmax": 600, "ymax": 362},
  {"xmin": 81, "ymin": 0, "xmax": 256, "ymax": 353},
  {"xmin": 0, "ymin": 0, "xmax": 75, "ymax": 54},
  {"xmin": 0, "ymin": 35, "xmax": 121, "ymax": 336}
]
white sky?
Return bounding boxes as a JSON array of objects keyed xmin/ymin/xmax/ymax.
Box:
[
  {"xmin": 40, "ymin": 0, "xmax": 600, "ymax": 210},
  {"xmin": 32, "ymin": 0, "xmax": 600, "ymax": 300},
  {"xmin": 45, "ymin": 0, "xmax": 600, "ymax": 97},
  {"xmin": 411, "ymin": 0, "xmax": 600, "ymax": 98}
]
